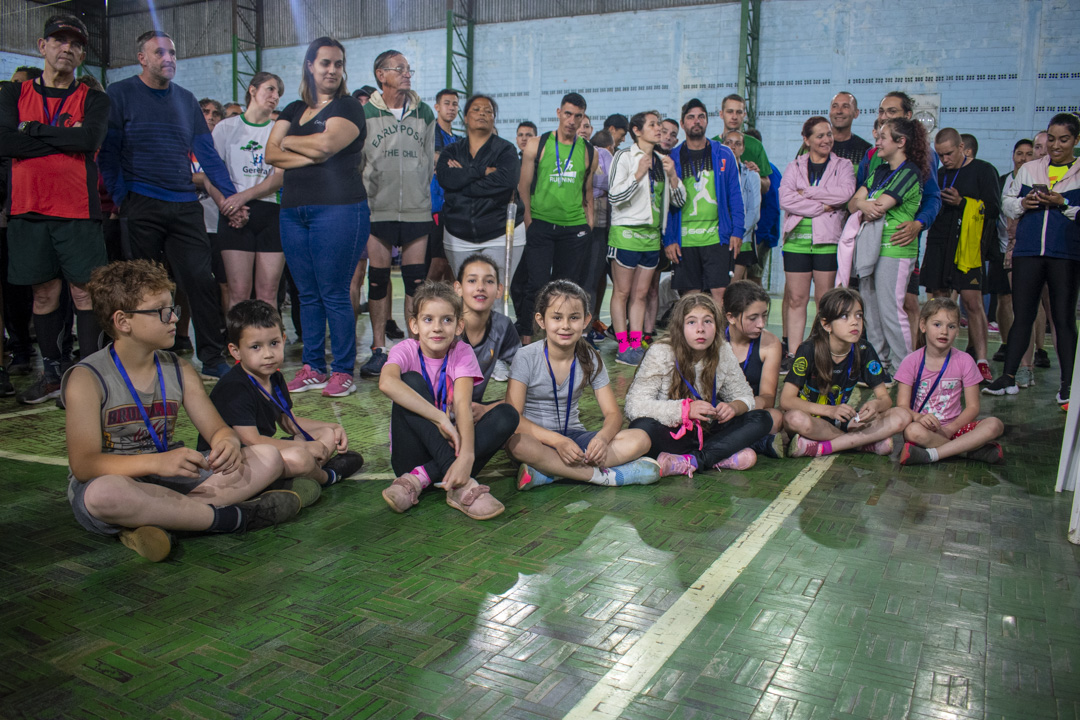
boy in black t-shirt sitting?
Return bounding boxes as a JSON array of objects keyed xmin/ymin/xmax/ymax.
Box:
[{"xmin": 200, "ymin": 300, "xmax": 365, "ymax": 485}]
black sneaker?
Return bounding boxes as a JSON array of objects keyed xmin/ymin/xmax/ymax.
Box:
[
  {"xmin": 992, "ymin": 343, "xmax": 1007, "ymax": 363},
  {"xmin": 1034, "ymin": 348, "xmax": 1051, "ymax": 369},
  {"xmin": 0, "ymin": 368, "xmax": 14, "ymax": 398},
  {"xmin": 324, "ymin": 450, "xmax": 365, "ymax": 481},
  {"xmin": 16, "ymin": 373, "xmax": 61, "ymax": 405},
  {"xmin": 237, "ymin": 490, "xmax": 302, "ymax": 532},
  {"xmin": 981, "ymin": 375, "xmax": 1018, "ymax": 396},
  {"xmin": 360, "ymin": 348, "xmax": 388, "ymax": 377},
  {"xmin": 779, "ymin": 353, "xmax": 794, "ymax": 376},
  {"xmin": 385, "ymin": 319, "xmax": 405, "ymax": 340}
]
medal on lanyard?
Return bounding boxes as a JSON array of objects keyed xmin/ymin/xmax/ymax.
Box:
[
  {"xmin": 724, "ymin": 327, "xmax": 755, "ymax": 372},
  {"xmin": 675, "ymin": 360, "xmax": 717, "ymax": 406},
  {"xmin": 910, "ymin": 348, "xmax": 951, "ymax": 414},
  {"xmin": 544, "ymin": 344, "xmax": 576, "ymax": 435},
  {"xmin": 38, "ymin": 78, "xmax": 70, "ymax": 127},
  {"xmin": 554, "ymin": 137, "xmax": 577, "ymax": 177},
  {"xmin": 418, "ymin": 347, "xmax": 450, "ymax": 412},
  {"xmin": 110, "ymin": 346, "xmax": 170, "ymax": 453},
  {"xmin": 246, "ymin": 374, "xmax": 314, "ymax": 441}
]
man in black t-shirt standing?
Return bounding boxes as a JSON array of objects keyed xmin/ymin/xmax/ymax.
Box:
[
  {"xmin": 921, "ymin": 128, "xmax": 1001, "ymax": 383},
  {"xmin": 828, "ymin": 92, "xmax": 871, "ymax": 168}
]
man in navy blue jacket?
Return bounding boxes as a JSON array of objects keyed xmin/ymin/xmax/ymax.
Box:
[{"xmin": 98, "ymin": 30, "xmax": 240, "ymax": 377}]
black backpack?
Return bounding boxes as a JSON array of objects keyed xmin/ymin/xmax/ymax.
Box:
[{"xmin": 530, "ymin": 131, "xmax": 595, "ymax": 203}]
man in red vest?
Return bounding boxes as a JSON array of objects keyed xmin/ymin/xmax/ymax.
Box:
[{"xmin": 0, "ymin": 14, "xmax": 109, "ymax": 404}]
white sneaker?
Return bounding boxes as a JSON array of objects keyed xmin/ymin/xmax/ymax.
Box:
[{"xmin": 492, "ymin": 359, "xmax": 510, "ymax": 382}]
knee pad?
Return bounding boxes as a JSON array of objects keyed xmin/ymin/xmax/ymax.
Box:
[
  {"xmin": 401, "ymin": 264, "xmax": 426, "ymax": 297},
  {"xmin": 367, "ymin": 266, "xmax": 391, "ymax": 301}
]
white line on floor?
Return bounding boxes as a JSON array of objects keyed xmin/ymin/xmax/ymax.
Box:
[
  {"xmin": 0, "ymin": 405, "xmax": 59, "ymax": 421},
  {"xmin": 563, "ymin": 452, "xmax": 839, "ymax": 719},
  {"xmin": 0, "ymin": 449, "xmax": 69, "ymax": 466}
]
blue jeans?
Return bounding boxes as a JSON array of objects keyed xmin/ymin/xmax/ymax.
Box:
[{"xmin": 280, "ymin": 202, "xmax": 369, "ymax": 374}]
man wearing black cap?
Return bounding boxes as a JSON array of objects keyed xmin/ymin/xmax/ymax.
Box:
[
  {"xmin": 0, "ymin": 14, "xmax": 110, "ymax": 404},
  {"xmin": 352, "ymin": 85, "xmax": 376, "ymax": 105},
  {"xmin": 603, "ymin": 114, "xmax": 628, "ymax": 150}
]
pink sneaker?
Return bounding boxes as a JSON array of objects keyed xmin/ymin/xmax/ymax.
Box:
[
  {"xmin": 287, "ymin": 364, "xmax": 327, "ymax": 393},
  {"xmin": 714, "ymin": 448, "xmax": 757, "ymax": 471},
  {"xmin": 322, "ymin": 372, "xmax": 357, "ymax": 397},
  {"xmin": 977, "ymin": 361, "xmax": 993, "ymax": 384},
  {"xmin": 657, "ymin": 452, "xmax": 696, "ymax": 478},
  {"xmin": 860, "ymin": 437, "xmax": 894, "ymax": 455},
  {"xmin": 787, "ymin": 434, "xmax": 820, "ymax": 458}
]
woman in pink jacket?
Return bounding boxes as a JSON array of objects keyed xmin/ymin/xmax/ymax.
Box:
[{"xmin": 779, "ymin": 116, "xmax": 855, "ymax": 364}]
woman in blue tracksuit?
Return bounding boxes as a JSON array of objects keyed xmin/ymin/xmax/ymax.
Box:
[{"xmin": 985, "ymin": 113, "xmax": 1080, "ymax": 405}]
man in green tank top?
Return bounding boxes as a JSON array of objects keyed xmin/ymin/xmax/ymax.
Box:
[{"xmin": 516, "ymin": 92, "xmax": 598, "ymax": 340}]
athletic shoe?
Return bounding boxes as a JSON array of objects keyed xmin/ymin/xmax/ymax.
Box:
[
  {"xmin": 615, "ymin": 346, "xmax": 646, "ymax": 367},
  {"xmin": 265, "ymin": 477, "xmax": 322, "ymax": 508},
  {"xmin": 787, "ymin": 434, "xmax": 819, "ymax": 458},
  {"xmin": 16, "ymin": 373, "xmax": 61, "ymax": 405},
  {"xmin": 492, "ymin": 359, "xmax": 510, "ymax": 382},
  {"xmin": 988, "ymin": 321, "xmax": 999, "ymax": 334},
  {"xmin": 1057, "ymin": 389, "xmax": 1071, "ymax": 405},
  {"xmin": 237, "ymin": 490, "xmax": 302, "ymax": 531},
  {"xmin": 605, "ymin": 324, "xmax": 617, "ymax": 341},
  {"xmin": 287, "ymin": 364, "xmax": 328, "ymax": 392},
  {"xmin": 1015, "ymin": 366, "xmax": 1034, "ymax": 388},
  {"xmin": 752, "ymin": 432, "xmax": 786, "ymax": 459},
  {"xmin": 119, "ymin": 526, "xmax": 173, "ymax": 562},
  {"xmin": 359, "ymin": 348, "xmax": 388, "ymax": 378},
  {"xmin": 445, "ymin": 478, "xmax": 505, "ymax": 520},
  {"xmin": 385, "ymin": 319, "xmax": 405, "ymax": 340},
  {"xmin": 657, "ymin": 452, "xmax": 696, "ymax": 478},
  {"xmin": 860, "ymin": 437, "xmax": 893, "ymax": 456},
  {"xmin": 516, "ymin": 463, "xmax": 555, "ymax": 491},
  {"xmin": 780, "ymin": 353, "xmax": 794, "ymax": 376},
  {"xmin": 966, "ymin": 442, "xmax": 1004, "ymax": 465},
  {"xmin": 642, "ymin": 333, "xmax": 654, "ymax": 348},
  {"xmin": 606, "ymin": 458, "xmax": 661, "ymax": 486},
  {"xmin": 899, "ymin": 443, "xmax": 933, "ymax": 466},
  {"xmin": 982, "ymin": 376, "xmax": 1018, "ymax": 396},
  {"xmin": 592, "ymin": 320, "xmax": 608, "ymax": 334},
  {"xmin": 0, "ymin": 368, "xmax": 14, "ymax": 398},
  {"xmin": 992, "ymin": 344, "xmax": 1007, "ymax": 362},
  {"xmin": 322, "ymin": 372, "xmax": 357, "ymax": 397},
  {"xmin": 1034, "ymin": 348, "xmax": 1051, "ymax": 369},
  {"xmin": 324, "ymin": 450, "xmax": 365, "ymax": 481},
  {"xmin": 382, "ymin": 473, "xmax": 423, "ymax": 512},
  {"xmin": 977, "ymin": 361, "xmax": 993, "ymax": 384},
  {"xmin": 586, "ymin": 329, "xmax": 605, "ymax": 347},
  {"xmin": 714, "ymin": 448, "xmax": 758, "ymax": 471},
  {"xmin": 169, "ymin": 335, "xmax": 194, "ymax": 354},
  {"xmin": 199, "ymin": 362, "xmax": 231, "ymax": 380}
]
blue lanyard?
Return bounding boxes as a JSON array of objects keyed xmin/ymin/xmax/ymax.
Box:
[
  {"xmin": 418, "ymin": 347, "xmax": 450, "ymax": 412},
  {"xmin": 724, "ymin": 327, "xmax": 756, "ymax": 372},
  {"xmin": 37, "ymin": 78, "xmax": 70, "ymax": 127},
  {"xmin": 868, "ymin": 160, "xmax": 906, "ymax": 197},
  {"xmin": 246, "ymin": 374, "xmax": 314, "ymax": 441},
  {"xmin": 544, "ymin": 344, "xmax": 576, "ymax": 435},
  {"xmin": 675, "ymin": 360, "xmax": 717, "ymax": 406},
  {"xmin": 808, "ymin": 159, "xmax": 827, "ymax": 186},
  {"xmin": 398, "ymin": 98, "xmax": 409, "ymax": 121},
  {"xmin": 554, "ymin": 136, "xmax": 577, "ymax": 176},
  {"xmin": 109, "ymin": 346, "xmax": 169, "ymax": 453},
  {"xmin": 910, "ymin": 348, "xmax": 951, "ymax": 414}
]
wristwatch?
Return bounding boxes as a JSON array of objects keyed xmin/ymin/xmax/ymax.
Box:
[{"xmin": 17, "ymin": 121, "xmax": 30, "ymax": 133}]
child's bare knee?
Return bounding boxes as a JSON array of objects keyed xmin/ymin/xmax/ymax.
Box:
[
  {"xmin": 245, "ymin": 444, "xmax": 284, "ymax": 478},
  {"xmin": 784, "ymin": 410, "xmax": 811, "ymax": 435},
  {"xmin": 984, "ymin": 416, "xmax": 1005, "ymax": 438},
  {"xmin": 83, "ymin": 475, "xmax": 135, "ymax": 519}
]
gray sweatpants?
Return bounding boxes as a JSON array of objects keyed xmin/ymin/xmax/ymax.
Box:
[{"xmin": 861, "ymin": 256, "xmax": 914, "ymax": 369}]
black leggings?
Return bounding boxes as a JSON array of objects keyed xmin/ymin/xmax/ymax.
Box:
[
  {"xmin": 390, "ymin": 372, "xmax": 519, "ymax": 481},
  {"xmin": 629, "ymin": 410, "xmax": 773, "ymax": 468},
  {"xmin": 1004, "ymin": 256, "xmax": 1080, "ymax": 390}
]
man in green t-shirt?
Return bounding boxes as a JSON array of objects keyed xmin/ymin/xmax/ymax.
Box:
[
  {"xmin": 517, "ymin": 92, "xmax": 598, "ymax": 340},
  {"xmin": 711, "ymin": 93, "xmax": 771, "ymax": 194}
]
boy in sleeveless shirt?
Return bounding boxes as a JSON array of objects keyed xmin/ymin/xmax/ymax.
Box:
[{"xmin": 62, "ymin": 260, "xmax": 301, "ymax": 562}]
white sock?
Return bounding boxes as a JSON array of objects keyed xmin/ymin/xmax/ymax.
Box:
[
  {"xmin": 978, "ymin": 358, "xmax": 988, "ymax": 365},
  {"xmin": 590, "ymin": 467, "xmax": 616, "ymax": 486},
  {"xmin": 927, "ymin": 447, "xmax": 939, "ymax": 462}
]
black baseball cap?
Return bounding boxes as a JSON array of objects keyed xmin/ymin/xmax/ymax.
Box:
[
  {"xmin": 43, "ymin": 15, "xmax": 89, "ymax": 46},
  {"xmin": 356, "ymin": 85, "xmax": 377, "ymax": 98},
  {"xmin": 603, "ymin": 114, "xmax": 629, "ymax": 131}
]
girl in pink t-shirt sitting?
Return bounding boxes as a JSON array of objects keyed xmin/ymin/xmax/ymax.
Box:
[
  {"xmin": 378, "ymin": 282, "xmax": 519, "ymax": 519},
  {"xmin": 895, "ymin": 298, "xmax": 1004, "ymax": 465}
]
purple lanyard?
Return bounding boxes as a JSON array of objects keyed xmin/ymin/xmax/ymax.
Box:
[
  {"xmin": 418, "ymin": 347, "xmax": 450, "ymax": 412},
  {"xmin": 37, "ymin": 78, "xmax": 70, "ymax": 127},
  {"xmin": 910, "ymin": 348, "xmax": 952, "ymax": 414},
  {"xmin": 675, "ymin": 360, "xmax": 716, "ymax": 405},
  {"xmin": 544, "ymin": 344, "xmax": 576, "ymax": 435},
  {"xmin": 110, "ymin": 346, "xmax": 169, "ymax": 453},
  {"xmin": 246, "ymin": 374, "xmax": 314, "ymax": 441}
]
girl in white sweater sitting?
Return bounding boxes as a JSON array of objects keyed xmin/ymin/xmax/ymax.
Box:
[{"xmin": 625, "ymin": 293, "xmax": 774, "ymax": 477}]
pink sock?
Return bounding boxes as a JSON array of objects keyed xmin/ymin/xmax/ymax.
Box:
[
  {"xmin": 818, "ymin": 441, "xmax": 833, "ymax": 456},
  {"xmin": 616, "ymin": 331, "xmax": 630, "ymax": 353},
  {"xmin": 410, "ymin": 465, "xmax": 432, "ymax": 488},
  {"xmin": 629, "ymin": 331, "xmax": 643, "ymax": 349}
]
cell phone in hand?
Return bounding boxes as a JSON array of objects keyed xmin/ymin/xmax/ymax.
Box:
[{"xmin": 1031, "ymin": 184, "xmax": 1050, "ymax": 196}]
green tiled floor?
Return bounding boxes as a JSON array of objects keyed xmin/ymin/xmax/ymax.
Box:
[{"xmin": 1, "ymin": 287, "xmax": 1078, "ymax": 719}]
